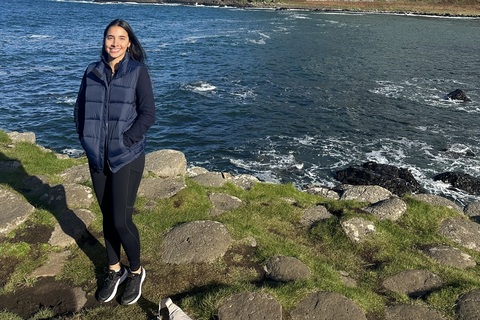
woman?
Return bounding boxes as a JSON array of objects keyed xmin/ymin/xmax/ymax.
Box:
[{"xmin": 74, "ymin": 19, "xmax": 156, "ymax": 305}]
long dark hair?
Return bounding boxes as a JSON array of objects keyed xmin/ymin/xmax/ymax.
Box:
[{"xmin": 101, "ymin": 19, "xmax": 147, "ymax": 63}]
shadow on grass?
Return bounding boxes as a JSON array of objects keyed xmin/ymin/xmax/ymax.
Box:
[{"xmin": 0, "ymin": 150, "xmax": 156, "ymax": 318}]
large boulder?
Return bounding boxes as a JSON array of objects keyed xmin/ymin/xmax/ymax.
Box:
[
  {"xmin": 409, "ymin": 193, "xmax": 463, "ymax": 213},
  {"xmin": 439, "ymin": 217, "xmax": 480, "ymax": 252},
  {"xmin": 217, "ymin": 291, "xmax": 282, "ymax": 320},
  {"xmin": 208, "ymin": 192, "xmax": 242, "ymax": 216},
  {"xmin": 60, "ymin": 164, "xmax": 90, "ymax": 184},
  {"xmin": 161, "ymin": 220, "xmax": 232, "ymax": 264},
  {"xmin": 191, "ymin": 172, "xmax": 228, "ymax": 188},
  {"xmin": 290, "ymin": 291, "xmax": 367, "ymax": 320},
  {"xmin": 145, "ymin": 149, "xmax": 187, "ymax": 178},
  {"xmin": 335, "ymin": 161, "xmax": 424, "ymax": 196},
  {"xmin": 264, "ymin": 256, "xmax": 311, "ymax": 282},
  {"xmin": 341, "ymin": 217, "xmax": 376, "ymax": 243},
  {"xmin": 382, "ymin": 270, "xmax": 443, "ymax": 298},
  {"xmin": 48, "ymin": 209, "xmax": 96, "ymax": 248},
  {"xmin": 422, "ymin": 245, "xmax": 476, "ymax": 269},
  {"xmin": 385, "ymin": 304, "xmax": 447, "ymax": 320},
  {"xmin": 362, "ymin": 196, "xmax": 407, "ymax": 221},
  {"xmin": 456, "ymin": 289, "xmax": 480, "ymax": 320},
  {"xmin": 434, "ymin": 171, "xmax": 480, "ymax": 195},
  {"xmin": 300, "ymin": 205, "xmax": 333, "ymax": 228},
  {"xmin": 445, "ymin": 89, "xmax": 471, "ymax": 102},
  {"xmin": 138, "ymin": 176, "xmax": 186, "ymax": 199},
  {"xmin": 0, "ymin": 186, "xmax": 35, "ymax": 235},
  {"xmin": 339, "ymin": 185, "xmax": 392, "ymax": 204},
  {"xmin": 40, "ymin": 183, "xmax": 94, "ymax": 212},
  {"xmin": 6, "ymin": 131, "xmax": 36, "ymax": 144}
]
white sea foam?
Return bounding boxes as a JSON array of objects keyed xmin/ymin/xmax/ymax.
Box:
[
  {"xmin": 28, "ymin": 34, "xmax": 52, "ymax": 40},
  {"xmin": 290, "ymin": 14, "xmax": 310, "ymax": 20},
  {"xmin": 232, "ymin": 89, "xmax": 256, "ymax": 100},
  {"xmin": 248, "ymin": 38, "xmax": 266, "ymax": 45},
  {"xmin": 371, "ymin": 78, "xmax": 478, "ymax": 112},
  {"xmin": 184, "ymin": 81, "xmax": 216, "ymax": 93},
  {"xmin": 56, "ymin": 96, "xmax": 76, "ymax": 104},
  {"xmin": 230, "ymin": 134, "xmax": 480, "ymax": 204},
  {"xmin": 62, "ymin": 148, "xmax": 84, "ymax": 157}
]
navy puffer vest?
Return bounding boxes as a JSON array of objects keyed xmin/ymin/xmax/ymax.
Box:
[{"xmin": 81, "ymin": 53, "xmax": 145, "ymax": 173}]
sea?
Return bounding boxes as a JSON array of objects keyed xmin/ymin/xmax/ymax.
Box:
[{"xmin": 1, "ymin": 0, "xmax": 479, "ymax": 205}]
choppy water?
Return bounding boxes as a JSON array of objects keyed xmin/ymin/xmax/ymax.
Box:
[{"xmin": 1, "ymin": 0, "xmax": 479, "ymax": 204}]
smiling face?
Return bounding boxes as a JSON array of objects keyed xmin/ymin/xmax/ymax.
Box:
[{"xmin": 104, "ymin": 26, "xmax": 131, "ymax": 66}]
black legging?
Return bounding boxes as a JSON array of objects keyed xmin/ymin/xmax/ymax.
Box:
[{"xmin": 90, "ymin": 153, "xmax": 145, "ymax": 272}]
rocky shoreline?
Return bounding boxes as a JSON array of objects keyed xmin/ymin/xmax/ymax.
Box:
[
  {"xmin": 93, "ymin": 0, "xmax": 480, "ymax": 17},
  {"xmin": 3, "ymin": 131, "xmax": 480, "ymax": 319}
]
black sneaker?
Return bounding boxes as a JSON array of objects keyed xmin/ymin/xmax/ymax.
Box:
[
  {"xmin": 96, "ymin": 266, "xmax": 127, "ymax": 302},
  {"xmin": 121, "ymin": 267, "xmax": 146, "ymax": 305}
]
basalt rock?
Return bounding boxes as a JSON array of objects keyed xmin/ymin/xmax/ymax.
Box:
[
  {"xmin": 334, "ymin": 161, "xmax": 425, "ymax": 196},
  {"xmin": 445, "ymin": 89, "xmax": 471, "ymax": 102},
  {"xmin": 434, "ymin": 171, "xmax": 480, "ymax": 195}
]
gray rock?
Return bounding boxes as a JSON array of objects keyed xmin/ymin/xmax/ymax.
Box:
[
  {"xmin": 439, "ymin": 217, "xmax": 480, "ymax": 252},
  {"xmin": 290, "ymin": 291, "xmax": 367, "ymax": 320},
  {"xmin": 423, "ymin": 245, "xmax": 476, "ymax": 269},
  {"xmin": 217, "ymin": 291, "xmax": 282, "ymax": 320},
  {"xmin": 22, "ymin": 175, "xmax": 50, "ymax": 198},
  {"xmin": 363, "ymin": 196, "xmax": 407, "ymax": 221},
  {"xmin": 445, "ymin": 89, "xmax": 471, "ymax": 102},
  {"xmin": 464, "ymin": 201, "xmax": 480, "ymax": 220},
  {"xmin": 209, "ymin": 192, "xmax": 242, "ymax": 216},
  {"xmin": 49, "ymin": 209, "xmax": 96, "ymax": 248},
  {"xmin": 71, "ymin": 286, "xmax": 88, "ymax": 312},
  {"xmin": 305, "ymin": 185, "xmax": 340, "ymax": 200},
  {"xmin": 456, "ymin": 289, "xmax": 480, "ymax": 320},
  {"xmin": 341, "ymin": 217, "xmax": 376, "ymax": 243},
  {"xmin": 40, "ymin": 183, "xmax": 94, "ymax": 212},
  {"xmin": 60, "ymin": 164, "xmax": 90, "ymax": 184},
  {"xmin": 162, "ymin": 220, "xmax": 232, "ymax": 264},
  {"xmin": 145, "ymin": 149, "xmax": 187, "ymax": 177},
  {"xmin": 338, "ymin": 271, "xmax": 357, "ymax": 288},
  {"xmin": 340, "ymin": 185, "xmax": 392, "ymax": 203},
  {"xmin": 410, "ymin": 193, "xmax": 463, "ymax": 213},
  {"xmin": 382, "ymin": 270, "xmax": 443, "ymax": 297},
  {"xmin": 191, "ymin": 172, "xmax": 228, "ymax": 188},
  {"xmin": 139, "ymin": 176, "xmax": 186, "ymax": 199},
  {"xmin": 29, "ymin": 250, "xmax": 71, "ymax": 278},
  {"xmin": 7, "ymin": 131, "xmax": 36, "ymax": 144},
  {"xmin": 0, "ymin": 160, "xmax": 21, "ymax": 172},
  {"xmin": 264, "ymin": 256, "xmax": 311, "ymax": 282},
  {"xmin": 0, "ymin": 186, "xmax": 35, "ymax": 235},
  {"xmin": 186, "ymin": 166, "xmax": 209, "ymax": 177},
  {"xmin": 300, "ymin": 205, "xmax": 333, "ymax": 228},
  {"xmin": 231, "ymin": 174, "xmax": 259, "ymax": 190},
  {"xmin": 385, "ymin": 304, "xmax": 447, "ymax": 320}
]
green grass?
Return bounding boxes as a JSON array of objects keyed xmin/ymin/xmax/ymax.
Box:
[{"xmin": 1, "ymin": 129, "xmax": 480, "ymax": 319}]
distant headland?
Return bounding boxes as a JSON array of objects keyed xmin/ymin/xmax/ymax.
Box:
[{"xmin": 93, "ymin": 0, "xmax": 480, "ymax": 17}]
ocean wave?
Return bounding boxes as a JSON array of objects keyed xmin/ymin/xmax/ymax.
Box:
[
  {"xmin": 28, "ymin": 34, "xmax": 53, "ymax": 40},
  {"xmin": 183, "ymin": 81, "xmax": 217, "ymax": 93},
  {"xmin": 224, "ymin": 134, "xmax": 480, "ymax": 204},
  {"xmin": 370, "ymin": 78, "xmax": 479, "ymax": 112}
]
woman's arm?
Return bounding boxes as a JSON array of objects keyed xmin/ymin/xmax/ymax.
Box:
[{"xmin": 124, "ymin": 65, "xmax": 156, "ymax": 146}]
